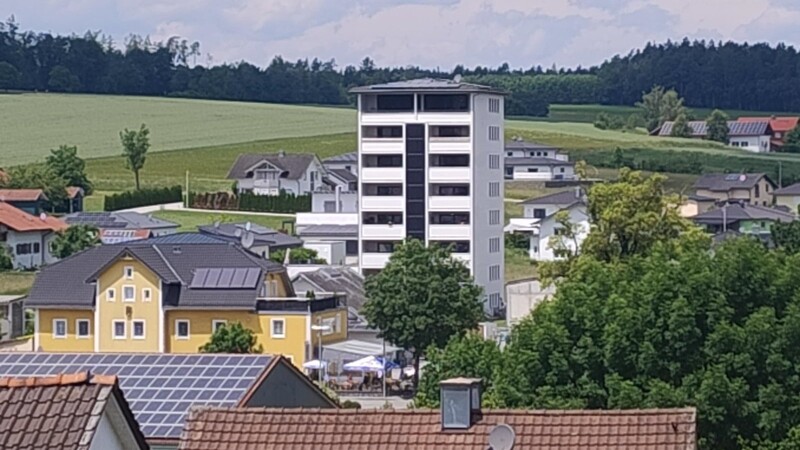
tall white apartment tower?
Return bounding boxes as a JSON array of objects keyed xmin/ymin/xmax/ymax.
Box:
[{"xmin": 350, "ymin": 78, "xmax": 505, "ymax": 315}]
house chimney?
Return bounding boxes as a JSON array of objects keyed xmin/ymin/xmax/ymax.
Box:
[{"xmin": 440, "ymin": 377, "xmax": 482, "ymax": 430}]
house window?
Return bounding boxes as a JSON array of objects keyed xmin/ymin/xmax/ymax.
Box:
[
  {"xmin": 175, "ymin": 320, "xmax": 190, "ymax": 340},
  {"xmin": 32, "ymin": 243, "xmax": 40, "ymax": 254},
  {"xmin": 124, "ymin": 266, "xmax": 134, "ymax": 279},
  {"xmin": 489, "ymin": 154, "xmax": 500, "ymax": 169},
  {"xmin": 560, "ymin": 167, "xmax": 565, "ymax": 173},
  {"xmin": 123, "ymin": 286, "xmax": 135, "ymax": 302},
  {"xmin": 106, "ymin": 288, "xmax": 116, "ymax": 302},
  {"xmin": 112, "ymin": 320, "xmax": 126, "ymax": 340},
  {"xmin": 53, "ymin": 319, "xmax": 67, "ymax": 339},
  {"xmin": 489, "ymin": 182, "xmax": 500, "ymax": 197},
  {"xmin": 76, "ymin": 319, "xmax": 90, "ymax": 339},
  {"xmin": 489, "ymin": 265, "xmax": 501, "ymax": 281},
  {"xmin": 323, "ymin": 201, "xmax": 337, "ymax": 212},
  {"xmin": 527, "ymin": 168, "xmax": 539, "ymax": 173},
  {"xmin": 506, "ymin": 152, "xmax": 513, "ymax": 157},
  {"xmin": 271, "ymin": 318, "xmax": 286, "ymax": 338},
  {"xmin": 533, "ymin": 208, "xmax": 546, "ymax": 219},
  {"xmin": 489, "ymin": 237, "xmax": 500, "ymax": 253},
  {"xmin": 755, "ymin": 185, "xmax": 760, "ymax": 198},
  {"xmin": 488, "ymin": 126, "xmax": 500, "ymax": 141},
  {"xmin": 132, "ymin": 320, "xmax": 145, "ymax": 339},
  {"xmin": 489, "ymin": 210, "xmax": 501, "ymax": 225},
  {"xmin": 488, "ymin": 98, "xmax": 501, "ymax": 113},
  {"xmin": 15, "ymin": 243, "xmax": 32, "ymax": 255},
  {"xmin": 212, "ymin": 320, "xmax": 227, "ymax": 333},
  {"xmin": 142, "ymin": 288, "xmax": 152, "ymax": 302}
]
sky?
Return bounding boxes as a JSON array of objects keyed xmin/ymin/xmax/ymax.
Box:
[{"xmin": 2, "ymin": 0, "xmax": 799, "ymax": 70}]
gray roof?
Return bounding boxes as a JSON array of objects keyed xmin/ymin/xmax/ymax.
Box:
[
  {"xmin": 693, "ymin": 203, "xmax": 796, "ymax": 226},
  {"xmin": 198, "ymin": 222, "xmax": 302, "ymax": 249},
  {"xmin": 137, "ymin": 233, "xmax": 228, "ymax": 245},
  {"xmin": 26, "ymin": 234, "xmax": 290, "ymax": 309},
  {"xmin": 65, "ymin": 211, "xmax": 178, "ymax": 230},
  {"xmin": 227, "ymin": 153, "xmax": 317, "ymax": 180},
  {"xmin": 297, "ymin": 224, "xmax": 358, "ymax": 237},
  {"xmin": 327, "ymin": 168, "xmax": 358, "ymax": 183},
  {"xmin": 505, "ymin": 140, "xmax": 559, "ymax": 151},
  {"xmin": 774, "ymin": 182, "xmax": 800, "ymax": 196},
  {"xmin": 349, "ymin": 78, "xmax": 505, "ymax": 95},
  {"xmin": 658, "ymin": 120, "xmax": 771, "ymax": 137},
  {"xmin": 693, "ymin": 173, "xmax": 773, "ymax": 192},
  {"xmin": 323, "ymin": 152, "xmax": 357, "ymax": 164},
  {"xmin": 505, "ymin": 157, "xmax": 574, "ymax": 167},
  {"xmin": 293, "ymin": 267, "xmax": 365, "ymax": 311},
  {"xmin": 521, "ymin": 189, "xmax": 585, "ymax": 206}
]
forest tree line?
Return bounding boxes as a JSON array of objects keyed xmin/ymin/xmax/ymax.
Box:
[{"xmin": 2, "ymin": 18, "xmax": 800, "ymax": 115}]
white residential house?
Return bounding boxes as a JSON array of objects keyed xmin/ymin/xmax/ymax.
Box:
[
  {"xmin": 504, "ymin": 140, "xmax": 575, "ymax": 181},
  {"xmin": 350, "ymin": 78, "xmax": 506, "ymax": 315},
  {"xmin": 0, "ymin": 202, "xmax": 67, "ymax": 269},
  {"xmin": 227, "ymin": 151, "xmax": 326, "ymax": 196},
  {"xmin": 518, "ymin": 189, "xmax": 589, "ymax": 261},
  {"xmin": 323, "ymin": 152, "xmax": 359, "ymax": 191},
  {"xmin": 657, "ymin": 120, "xmax": 773, "ymax": 153}
]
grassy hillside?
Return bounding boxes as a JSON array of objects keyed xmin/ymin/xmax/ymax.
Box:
[{"xmin": 0, "ymin": 93, "xmax": 355, "ymax": 166}]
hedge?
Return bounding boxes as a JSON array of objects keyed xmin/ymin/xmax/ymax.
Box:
[
  {"xmin": 569, "ymin": 147, "xmax": 800, "ymax": 186},
  {"xmin": 104, "ymin": 186, "xmax": 183, "ymax": 211},
  {"xmin": 190, "ymin": 191, "xmax": 311, "ymax": 213}
]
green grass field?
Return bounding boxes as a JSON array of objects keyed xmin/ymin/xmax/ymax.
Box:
[
  {"xmin": 518, "ymin": 104, "xmax": 798, "ymax": 124},
  {"xmin": 151, "ymin": 210, "xmax": 294, "ymax": 233},
  {"xmin": 0, "ymin": 93, "xmax": 355, "ymax": 166},
  {"xmin": 0, "ymin": 272, "xmax": 36, "ymax": 295}
]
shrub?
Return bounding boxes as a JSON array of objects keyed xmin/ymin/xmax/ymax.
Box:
[
  {"xmin": 190, "ymin": 190, "xmax": 312, "ymax": 213},
  {"xmin": 104, "ymin": 185, "xmax": 182, "ymax": 211}
]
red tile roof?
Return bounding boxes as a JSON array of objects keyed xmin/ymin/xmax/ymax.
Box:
[
  {"xmin": 66, "ymin": 186, "xmax": 84, "ymax": 199},
  {"xmin": 0, "ymin": 188, "xmax": 48, "ymax": 202},
  {"xmin": 0, "ymin": 372, "xmax": 148, "ymax": 450},
  {"xmin": 739, "ymin": 116, "xmax": 800, "ymax": 133},
  {"xmin": 0, "ymin": 202, "xmax": 68, "ymax": 232},
  {"xmin": 179, "ymin": 407, "xmax": 697, "ymax": 450}
]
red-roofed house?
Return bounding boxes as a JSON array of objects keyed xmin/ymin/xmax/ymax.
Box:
[
  {"xmin": 0, "ymin": 202, "xmax": 67, "ymax": 269},
  {"xmin": 739, "ymin": 116, "xmax": 800, "ymax": 149}
]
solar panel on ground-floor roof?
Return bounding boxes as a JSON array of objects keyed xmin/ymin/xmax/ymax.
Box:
[{"xmin": 0, "ymin": 352, "xmax": 273, "ymax": 440}]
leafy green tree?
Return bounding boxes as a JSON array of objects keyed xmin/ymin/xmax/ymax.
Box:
[
  {"xmin": 706, "ymin": 109, "xmax": 730, "ymax": 143},
  {"xmin": 45, "ymin": 145, "xmax": 93, "ymax": 194},
  {"xmin": 0, "ymin": 245, "xmax": 13, "ymax": 271},
  {"xmin": 784, "ymin": 125, "xmax": 800, "ymax": 153},
  {"xmin": 547, "ymin": 210, "xmax": 585, "ymax": 260},
  {"xmin": 0, "ymin": 165, "xmax": 68, "ymax": 208},
  {"xmin": 636, "ymin": 85, "xmax": 687, "ymax": 132},
  {"xmin": 670, "ymin": 113, "xmax": 692, "ymax": 137},
  {"xmin": 119, "ymin": 124, "xmax": 150, "ymax": 190},
  {"xmin": 0, "ymin": 62, "xmax": 20, "ymax": 90},
  {"xmin": 50, "ymin": 225, "xmax": 100, "ymax": 259},
  {"xmin": 771, "ymin": 221, "xmax": 800, "ymax": 253},
  {"xmin": 594, "ymin": 112, "xmax": 612, "ymax": 130},
  {"xmin": 415, "ymin": 333, "xmax": 502, "ymax": 407},
  {"xmin": 199, "ymin": 322, "xmax": 263, "ymax": 353},
  {"xmin": 363, "ymin": 239, "xmax": 484, "ymax": 386},
  {"xmin": 47, "ymin": 65, "xmax": 80, "ymax": 92},
  {"xmin": 269, "ymin": 247, "xmax": 326, "ymax": 264},
  {"xmin": 582, "ymin": 168, "xmax": 698, "ymax": 261}
]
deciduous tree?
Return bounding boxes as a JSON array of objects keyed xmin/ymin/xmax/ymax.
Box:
[
  {"xmin": 706, "ymin": 109, "xmax": 730, "ymax": 143},
  {"xmin": 119, "ymin": 124, "xmax": 150, "ymax": 190},
  {"xmin": 670, "ymin": 112, "xmax": 692, "ymax": 137},
  {"xmin": 0, "ymin": 165, "xmax": 67, "ymax": 208},
  {"xmin": 0, "ymin": 62, "xmax": 20, "ymax": 90},
  {"xmin": 363, "ymin": 239, "xmax": 484, "ymax": 387},
  {"xmin": 45, "ymin": 145, "xmax": 93, "ymax": 194},
  {"xmin": 636, "ymin": 85, "xmax": 687, "ymax": 132},
  {"xmin": 50, "ymin": 225, "xmax": 99, "ymax": 259},
  {"xmin": 199, "ymin": 322, "xmax": 263, "ymax": 353}
]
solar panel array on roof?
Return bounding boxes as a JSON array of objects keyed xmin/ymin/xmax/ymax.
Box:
[
  {"xmin": 0, "ymin": 352, "xmax": 272, "ymax": 440},
  {"xmin": 190, "ymin": 267, "xmax": 261, "ymax": 289}
]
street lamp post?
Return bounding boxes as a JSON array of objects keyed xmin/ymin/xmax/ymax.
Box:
[{"xmin": 311, "ymin": 322, "xmax": 332, "ymax": 384}]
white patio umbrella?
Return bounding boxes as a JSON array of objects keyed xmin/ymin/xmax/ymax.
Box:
[
  {"xmin": 342, "ymin": 356, "xmax": 396, "ymax": 372},
  {"xmin": 302, "ymin": 359, "xmax": 327, "ymax": 370}
]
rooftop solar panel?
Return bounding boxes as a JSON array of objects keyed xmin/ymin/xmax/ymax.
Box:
[
  {"xmin": 190, "ymin": 267, "xmax": 261, "ymax": 289},
  {"xmin": 0, "ymin": 352, "xmax": 273, "ymax": 440}
]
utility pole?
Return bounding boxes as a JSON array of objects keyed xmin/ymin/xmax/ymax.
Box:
[
  {"xmin": 185, "ymin": 170, "xmax": 190, "ymax": 208},
  {"xmin": 779, "ymin": 161, "xmax": 783, "ymax": 188}
]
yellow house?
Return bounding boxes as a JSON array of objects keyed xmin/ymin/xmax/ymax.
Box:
[{"xmin": 26, "ymin": 234, "xmax": 348, "ymax": 367}]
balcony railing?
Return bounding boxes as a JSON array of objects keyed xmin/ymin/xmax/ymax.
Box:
[{"xmin": 256, "ymin": 295, "xmax": 345, "ymax": 313}]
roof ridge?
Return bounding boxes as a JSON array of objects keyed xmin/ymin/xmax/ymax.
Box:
[
  {"xmin": 151, "ymin": 244, "xmax": 185, "ymax": 284},
  {"xmin": 0, "ymin": 371, "xmax": 118, "ymax": 388}
]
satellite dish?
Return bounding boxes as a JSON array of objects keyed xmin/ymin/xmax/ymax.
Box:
[
  {"xmin": 234, "ymin": 227, "xmax": 243, "ymax": 238},
  {"xmin": 39, "ymin": 212, "xmax": 47, "ymax": 221},
  {"xmin": 453, "ymin": 74, "xmax": 462, "ymax": 83},
  {"xmin": 487, "ymin": 424, "xmax": 515, "ymax": 450},
  {"xmin": 241, "ymin": 231, "xmax": 255, "ymax": 249},
  {"xmin": 739, "ymin": 174, "xmax": 747, "ymax": 182},
  {"xmin": 213, "ymin": 220, "xmax": 221, "ymax": 229},
  {"xmin": 245, "ymin": 221, "xmax": 252, "ymax": 232}
]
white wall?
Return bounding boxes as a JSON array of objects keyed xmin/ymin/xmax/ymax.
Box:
[
  {"xmin": 523, "ymin": 200, "xmax": 580, "ymax": 219},
  {"xmin": 312, "ymin": 190, "xmax": 358, "ymax": 213},
  {"xmin": 303, "ymin": 241, "xmax": 346, "ymax": 265},
  {"xmin": 510, "ymin": 164, "xmax": 575, "ymax": 181},
  {"xmin": 506, "ymin": 279, "xmax": 556, "ymax": 325},
  {"xmin": 91, "ymin": 412, "xmax": 127, "ymax": 450},
  {"xmin": 730, "ymin": 135, "xmax": 771, "ymax": 153},
  {"xmin": 505, "ymin": 149, "xmax": 558, "ymax": 158},
  {"xmin": 530, "ymin": 206, "xmax": 589, "ymax": 261},
  {"xmin": 472, "ymin": 93, "xmax": 505, "ymax": 315},
  {"xmin": 5, "ymin": 230, "xmax": 54, "ymax": 270}
]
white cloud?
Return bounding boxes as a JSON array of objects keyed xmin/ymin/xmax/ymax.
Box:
[
  {"xmin": 648, "ymin": 0, "xmax": 772, "ymax": 37},
  {"xmin": 223, "ymin": 0, "xmax": 324, "ymax": 31}
]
